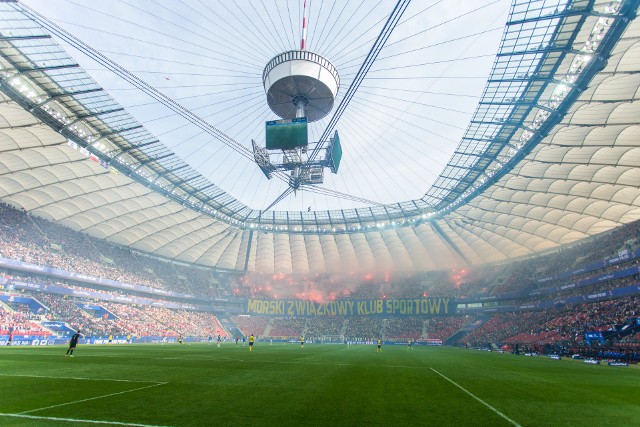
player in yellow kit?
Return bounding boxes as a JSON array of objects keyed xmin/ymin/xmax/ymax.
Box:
[
  {"xmin": 300, "ymin": 336, "xmax": 305, "ymax": 349},
  {"xmin": 249, "ymin": 334, "xmax": 255, "ymax": 351},
  {"xmin": 376, "ymin": 338, "xmax": 382, "ymax": 353}
]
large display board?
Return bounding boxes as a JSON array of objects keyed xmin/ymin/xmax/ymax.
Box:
[
  {"xmin": 328, "ymin": 130, "xmax": 342, "ymax": 173},
  {"xmin": 265, "ymin": 117, "xmax": 308, "ymax": 150}
]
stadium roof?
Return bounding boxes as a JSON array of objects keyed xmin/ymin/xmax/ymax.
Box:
[{"xmin": 0, "ymin": 0, "xmax": 639, "ymax": 273}]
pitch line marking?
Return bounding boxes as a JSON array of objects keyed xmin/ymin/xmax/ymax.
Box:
[
  {"xmin": 19, "ymin": 382, "xmax": 167, "ymax": 415},
  {"xmin": 0, "ymin": 352, "xmax": 131, "ymax": 358},
  {"xmin": 430, "ymin": 368, "xmax": 522, "ymax": 427},
  {"xmin": 0, "ymin": 413, "xmax": 173, "ymax": 426},
  {"xmin": 0, "ymin": 374, "xmax": 161, "ymax": 383},
  {"xmin": 254, "ymin": 359, "xmax": 425, "ymax": 369}
]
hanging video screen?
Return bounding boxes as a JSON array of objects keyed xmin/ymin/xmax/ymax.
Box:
[{"xmin": 265, "ymin": 117, "xmax": 308, "ymax": 150}]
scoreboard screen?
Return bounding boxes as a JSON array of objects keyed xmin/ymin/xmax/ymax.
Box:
[
  {"xmin": 265, "ymin": 117, "xmax": 308, "ymax": 150},
  {"xmin": 329, "ymin": 131, "xmax": 342, "ymax": 173}
]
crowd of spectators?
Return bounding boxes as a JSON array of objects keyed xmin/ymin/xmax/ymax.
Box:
[
  {"xmin": 229, "ymin": 221, "xmax": 640, "ymax": 302},
  {"xmin": 1, "ymin": 287, "xmax": 228, "ymax": 339},
  {"xmin": 385, "ymin": 317, "xmax": 423, "ymax": 340},
  {"xmin": 617, "ymin": 332, "xmax": 640, "ymax": 347},
  {"xmin": 4, "ymin": 202, "xmax": 640, "ymax": 306},
  {"xmin": 305, "ymin": 317, "xmax": 344, "ymax": 339},
  {"xmin": 269, "ymin": 318, "xmax": 305, "ymax": 337},
  {"xmin": 464, "ymin": 311, "xmax": 562, "ymax": 346},
  {"xmin": 0, "ymin": 203, "xmax": 218, "ymax": 297},
  {"xmin": 228, "ymin": 315, "xmax": 448, "ymax": 341},
  {"xmin": 344, "ymin": 317, "xmax": 384, "ymax": 341},
  {"xmin": 426, "ymin": 316, "xmax": 468, "ymax": 340},
  {"xmin": 172, "ymin": 309, "xmax": 228, "ymax": 338},
  {"xmin": 490, "ymin": 220, "xmax": 640, "ymax": 296},
  {"xmin": 0, "ymin": 303, "xmax": 50, "ymax": 336},
  {"xmin": 2, "ymin": 202, "xmax": 640, "ymax": 355},
  {"xmin": 4, "ymin": 285, "xmax": 638, "ymax": 354},
  {"xmin": 463, "ymin": 295, "xmax": 640, "ymax": 349},
  {"xmin": 37, "ymin": 292, "xmax": 113, "ymax": 336},
  {"xmin": 231, "ymin": 315, "xmax": 269, "ymax": 337}
]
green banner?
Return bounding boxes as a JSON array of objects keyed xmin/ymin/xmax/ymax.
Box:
[{"xmin": 245, "ymin": 298, "xmax": 455, "ymax": 317}]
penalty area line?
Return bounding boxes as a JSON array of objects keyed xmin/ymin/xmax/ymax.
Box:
[
  {"xmin": 430, "ymin": 368, "xmax": 522, "ymax": 427},
  {"xmin": 0, "ymin": 413, "xmax": 172, "ymax": 427},
  {"xmin": 18, "ymin": 382, "xmax": 167, "ymax": 415}
]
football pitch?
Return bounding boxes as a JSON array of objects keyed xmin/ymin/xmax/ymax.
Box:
[{"xmin": 0, "ymin": 343, "xmax": 638, "ymax": 427}]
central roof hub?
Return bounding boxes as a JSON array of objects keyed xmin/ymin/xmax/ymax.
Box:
[{"xmin": 262, "ymin": 50, "xmax": 339, "ymax": 122}]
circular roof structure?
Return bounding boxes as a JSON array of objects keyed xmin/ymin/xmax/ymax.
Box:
[{"xmin": 0, "ymin": 0, "xmax": 639, "ymax": 274}]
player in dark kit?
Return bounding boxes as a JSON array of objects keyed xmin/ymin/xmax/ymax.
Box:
[{"xmin": 65, "ymin": 330, "xmax": 82, "ymax": 357}]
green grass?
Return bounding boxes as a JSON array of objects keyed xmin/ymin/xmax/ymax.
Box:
[{"xmin": 0, "ymin": 343, "xmax": 638, "ymax": 426}]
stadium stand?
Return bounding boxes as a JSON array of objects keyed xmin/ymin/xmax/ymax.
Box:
[
  {"xmin": 231, "ymin": 316, "xmax": 270, "ymax": 337},
  {"xmin": 0, "ymin": 203, "xmax": 217, "ymax": 297},
  {"xmin": 426, "ymin": 317, "xmax": 468, "ymax": 341},
  {"xmin": 463, "ymin": 296, "xmax": 640, "ymax": 351},
  {"xmin": 0, "ymin": 202, "xmax": 639, "ymax": 361},
  {"xmin": 385, "ymin": 317, "xmax": 423, "ymax": 340},
  {"xmin": 269, "ymin": 318, "xmax": 306, "ymax": 338},
  {"xmin": 344, "ymin": 317, "xmax": 384, "ymax": 341},
  {"xmin": 305, "ymin": 317, "xmax": 345, "ymax": 340},
  {"xmin": 0, "ymin": 303, "xmax": 51, "ymax": 337}
]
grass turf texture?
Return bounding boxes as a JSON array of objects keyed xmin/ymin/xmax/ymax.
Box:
[{"xmin": 0, "ymin": 344, "xmax": 638, "ymax": 426}]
